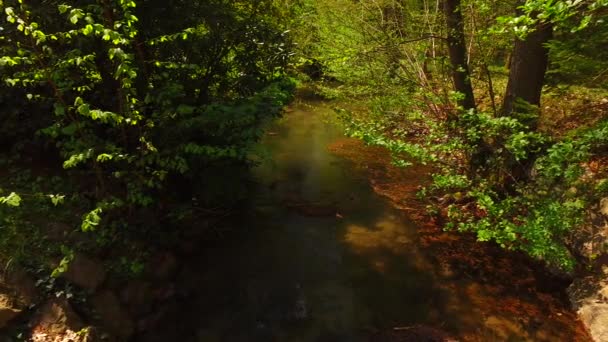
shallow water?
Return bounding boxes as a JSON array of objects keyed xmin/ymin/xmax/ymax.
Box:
[{"xmin": 145, "ymin": 100, "xmax": 589, "ymax": 341}]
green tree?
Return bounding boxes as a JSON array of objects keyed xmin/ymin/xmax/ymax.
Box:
[
  {"xmin": 0, "ymin": 0, "xmax": 296, "ymax": 263},
  {"xmin": 299, "ymin": 0, "xmax": 608, "ymax": 269}
]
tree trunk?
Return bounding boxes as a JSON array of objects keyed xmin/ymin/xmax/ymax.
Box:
[
  {"xmin": 500, "ymin": 20, "xmax": 553, "ymax": 185},
  {"xmin": 502, "ymin": 21, "xmax": 553, "ymax": 126},
  {"xmin": 444, "ymin": 0, "xmax": 476, "ymax": 111}
]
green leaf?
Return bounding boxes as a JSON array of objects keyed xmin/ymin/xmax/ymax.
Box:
[
  {"xmin": 83, "ymin": 24, "xmax": 93, "ymax": 36},
  {"xmin": 49, "ymin": 194, "xmax": 65, "ymax": 206},
  {"xmin": 81, "ymin": 207, "xmax": 102, "ymax": 232},
  {"xmin": 0, "ymin": 192, "xmax": 21, "ymax": 206},
  {"xmin": 58, "ymin": 4, "xmax": 70, "ymax": 14},
  {"xmin": 77, "ymin": 103, "xmax": 90, "ymax": 116},
  {"xmin": 51, "ymin": 250, "xmax": 74, "ymax": 278}
]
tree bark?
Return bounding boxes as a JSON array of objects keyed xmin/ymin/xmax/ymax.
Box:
[
  {"xmin": 499, "ymin": 20, "xmax": 553, "ymax": 185},
  {"xmin": 502, "ymin": 21, "xmax": 553, "ymax": 126},
  {"xmin": 444, "ymin": 0, "xmax": 476, "ymax": 111}
]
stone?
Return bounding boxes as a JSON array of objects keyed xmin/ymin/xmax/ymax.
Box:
[
  {"xmin": 61, "ymin": 253, "xmax": 106, "ymax": 292},
  {"xmin": 579, "ymin": 303, "xmax": 608, "ymax": 342},
  {"xmin": 31, "ymin": 328, "xmax": 97, "ymax": 342},
  {"xmin": 0, "ymin": 264, "xmax": 39, "ymax": 328},
  {"xmin": 31, "ymin": 299, "xmax": 84, "ymax": 336},
  {"xmin": 600, "ymin": 197, "xmax": 608, "ymax": 217},
  {"xmin": 91, "ymin": 290, "xmax": 134, "ymax": 338},
  {"xmin": 0, "ymin": 264, "xmax": 39, "ymax": 307},
  {"xmin": 0, "ymin": 293, "xmax": 22, "ymax": 328},
  {"xmin": 599, "ymin": 286, "xmax": 608, "ymax": 302},
  {"xmin": 568, "ymin": 277, "xmax": 608, "ymax": 342},
  {"xmin": 568, "ymin": 212, "xmax": 608, "ymax": 262}
]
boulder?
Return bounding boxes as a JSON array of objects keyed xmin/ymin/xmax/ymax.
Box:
[
  {"xmin": 1, "ymin": 265, "xmax": 39, "ymax": 305},
  {"xmin": 61, "ymin": 253, "xmax": 106, "ymax": 292},
  {"xmin": 568, "ymin": 277, "xmax": 608, "ymax": 342},
  {"xmin": 0, "ymin": 264, "xmax": 39, "ymax": 328},
  {"xmin": 91, "ymin": 290, "xmax": 134, "ymax": 339},
  {"xmin": 31, "ymin": 299, "xmax": 84, "ymax": 337},
  {"xmin": 579, "ymin": 303, "xmax": 608, "ymax": 342},
  {"xmin": 0, "ymin": 293, "xmax": 22, "ymax": 328}
]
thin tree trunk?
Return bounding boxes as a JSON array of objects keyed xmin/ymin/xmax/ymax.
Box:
[{"xmin": 444, "ymin": 0, "xmax": 476, "ymax": 111}]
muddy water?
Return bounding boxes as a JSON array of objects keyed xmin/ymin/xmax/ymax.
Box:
[{"xmin": 154, "ymin": 100, "xmax": 590, "ymax": 341}]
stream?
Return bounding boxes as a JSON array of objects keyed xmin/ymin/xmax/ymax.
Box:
[{"xmin": 140, "ymin": 99, "xmax": 590, "ymax": 341}]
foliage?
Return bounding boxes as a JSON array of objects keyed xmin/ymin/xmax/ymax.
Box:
[
  {"xmin": 341, "ymin": 99, "xmax": 608, "ymax": 269},
  {"xmin": 0, "ymin": 0, "xmax": 296, "ymax": 272}
]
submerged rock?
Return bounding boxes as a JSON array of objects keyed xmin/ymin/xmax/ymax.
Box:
[
  {"xmin": 288, "ymin": 283, "xmax": 308, "ymax": 321},
  {"xmin": 284, "ymin": 201, "xmax": 337, "ymax": 217}
]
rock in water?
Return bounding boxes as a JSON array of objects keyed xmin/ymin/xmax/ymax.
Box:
[
  {"xmin": 292, "ymin": 298, "xmax": 308, "ymax": 320},
  {"xmin": 291, "ymin": 283, "xmax": 308, "ymax": 321}
]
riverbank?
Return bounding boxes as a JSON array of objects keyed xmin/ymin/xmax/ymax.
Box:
[{"xmin": 329, "ymin": 129, "xmax": 592, "ymax": 341}]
